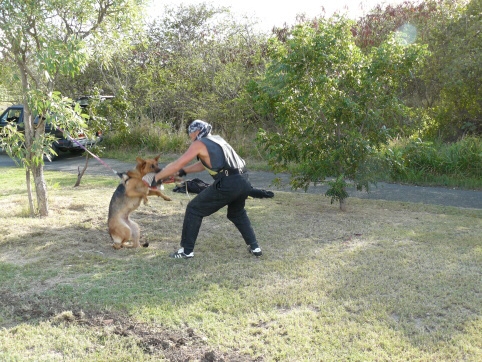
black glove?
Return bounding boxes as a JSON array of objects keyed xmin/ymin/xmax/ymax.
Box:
[
  {"xmin": 151, "ymin": 177, "xmax": 162, "ymax": 187},
  {"xmin": 178, "ymin": 168, "xmax": 187, "ymax": 177}
]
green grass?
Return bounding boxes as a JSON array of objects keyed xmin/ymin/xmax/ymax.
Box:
[
  {"xmin": 0, "ymin": 167, "xmax": 481, "ymax": 361},
  {"xmin": 382, "ymin": 137, "xmax": 482, "ymax": 189}
]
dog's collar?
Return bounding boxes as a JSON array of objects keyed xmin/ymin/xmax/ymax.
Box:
[{"xmin": 118, "ymin": 172, "xmax": 130, "ymax": 182}]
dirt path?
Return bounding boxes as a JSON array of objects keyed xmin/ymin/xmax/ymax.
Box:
[{"xmin": 1, "ymin": 153, "xmax": 481, "ymax": 209}]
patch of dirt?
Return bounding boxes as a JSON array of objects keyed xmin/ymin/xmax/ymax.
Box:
[{"xmin": 0, "ymin": 291, "xmax": 261, "ymax": 362}]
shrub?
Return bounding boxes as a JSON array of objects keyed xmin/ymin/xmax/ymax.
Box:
[
  {"xmin": 382, "ymin": 137, "xmax": 482, "ymax": 187},
  {"xmin": 103, "ymin": 121, "xmax": 188, "ymax": 154}
]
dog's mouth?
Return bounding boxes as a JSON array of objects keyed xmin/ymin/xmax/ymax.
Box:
[{"xmin": 141, "ymin": 168, "xmax": 161, "ymax": 176}]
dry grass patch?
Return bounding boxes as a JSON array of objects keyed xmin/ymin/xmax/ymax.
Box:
[{"xmin": 0, "ymin": 169, "xmax": 481, "ymax": 361}]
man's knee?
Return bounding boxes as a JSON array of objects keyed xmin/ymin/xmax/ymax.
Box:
[
  {"xmin": 186, "ymin": 203, "xmax": 202, "ymax": 218},
  {"xmin": 187, "ymin": 199, "xmax": 216, "ymax": 218},
  {"xmin": 227, "ymin": 209, "xmax": 247, "ymax": 222}
]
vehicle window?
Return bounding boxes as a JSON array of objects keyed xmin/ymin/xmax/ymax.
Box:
[
  {"xmin": 0, "ymin": 108, "xmax": 24, "ymax": 127},
  {"xmin": 8, "ymin": 109, "xmax": 21, "ymax": 123},
  {"xmin": 0, "ymin": 111, "xmax": 7, "ymax": 125}
]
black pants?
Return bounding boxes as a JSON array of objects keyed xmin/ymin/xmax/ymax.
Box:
[{"xmin": 180, "ymin": 173, "xmax": 258, "ymax": 254}]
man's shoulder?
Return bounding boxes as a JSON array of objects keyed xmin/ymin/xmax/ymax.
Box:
[{"xmin": 204, "ymin": 135, "xmax": 227, "ymax": 144}]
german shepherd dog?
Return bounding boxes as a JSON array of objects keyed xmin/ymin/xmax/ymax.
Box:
[{"xmin": 108, "ymin": 155, "xmax": 171, "ymax": 249}]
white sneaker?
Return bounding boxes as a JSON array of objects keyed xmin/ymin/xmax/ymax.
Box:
[
  {"xmin": 248, "ymin": 246, "xmax": 262, "ymax": 257},
  {"xmin": 169, "ymin": 247, "xmax": 194, "ymax": 259}
]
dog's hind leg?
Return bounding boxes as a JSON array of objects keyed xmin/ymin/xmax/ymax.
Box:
[
  {"xmin": 111, "ymin": 235, "xmax": 125, "ymax": 249},
  {"xmin": 126, "ymin": 218, "xmax": 141, "ymax": 248},
  {"xmin": 111, "ymin": 232, "xmax": 131, "ymax": 249},
  {"xmin": 129, "ymin": 219, "xmax": 149, "ymax": 247},
  {"xmin": 109, "ymin": 221, "xmax": 132, "ymax": 249}
]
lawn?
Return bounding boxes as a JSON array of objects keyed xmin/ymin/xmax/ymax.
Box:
[{"xmin": 0, "ymin": 168, "xmax": 481, "ymax": 361}]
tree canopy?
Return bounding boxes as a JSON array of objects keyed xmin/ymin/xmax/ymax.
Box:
[
  {"xmin": 253, "ymin": 17, "xmax": 428, "ymax": 209},
  {"xmin": 0, "ymin": 0, "xmax": 146, "ymax": 216}
]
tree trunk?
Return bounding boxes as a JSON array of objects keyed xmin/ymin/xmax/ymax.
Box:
[
  {"xmin": 25, "ymin": 168, "xmax": 35, "ymax": 217},
  {"xmin": 18, "ymin": 64, "xmax": 50, "ymax": 217},
  {"xmin": 339, "ymin": 197, "xmax": 347, "ymax": 212},
  {"xmin": 31, "ymin": 163, "xmax": 49, "ymax": 217},
  {"xmin": 74, "ymin": 154, "xmax": 90, "ymax": 187}
]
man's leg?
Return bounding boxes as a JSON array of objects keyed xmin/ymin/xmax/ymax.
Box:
[
  {"xmin": 180, "ymin": 183, "xmax": 229, "ymax": 254},
  {"xmin": 227, "ymin": 198, "xmax": 259, "ymax": 250},
  {"xmin": 224, "ymin": 176, "xmax": 260, "ymax": 253}
]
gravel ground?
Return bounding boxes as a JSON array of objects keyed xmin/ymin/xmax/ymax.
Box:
[{"xmin": 1, "ymin": 152, "xmax": 481, "ymax": 209}]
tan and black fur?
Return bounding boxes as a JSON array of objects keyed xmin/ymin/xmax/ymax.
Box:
[{"xmin": 108, "ymin": 155, "xmax": 171, "ymax": 249}]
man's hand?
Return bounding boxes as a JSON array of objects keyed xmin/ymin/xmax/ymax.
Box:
[
  {"xmin": 142, "ymin": 172, "xmax": 162, "ymax": 188},
  {"xmin": 151, "ymin": 177, "xmax": 162, "ymax": 188}
]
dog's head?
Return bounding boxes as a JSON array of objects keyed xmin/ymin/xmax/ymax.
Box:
[{"xmin": 135, "ymin": 155, "xmax": 162, "ymax": 177}]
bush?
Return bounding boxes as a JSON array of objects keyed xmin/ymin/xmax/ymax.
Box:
[
  {"xmin": 103, "ymin": 118, "xmax": 267, "ymax": 163},
  {"xmin": 382, "ymin": 137, "xmax": 482, "ymax": 188},
  {"xmin": 103, "ymin": 121, "xmax": 188, "ymax": 155},
  {"xmin": 441, "ymin": 137, "xmax": 482, "ymax": 178}
]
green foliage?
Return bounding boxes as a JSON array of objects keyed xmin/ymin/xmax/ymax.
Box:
[
  {"xmin": 0, "ymin": 0, "xmax": 146, "ymax": 216},
  {"xmin": 148, "ymin": 4, "xmax": 266, "ymax": 134},
  {"xmin": 71, "ymin": 3, "xmax": 267, "ymax": 139},
  {"xmin": 0, "ymin": 61, "xmax": 21, "ymax": 102},
  {"xmin": 86, "ymin": 87, "xmax": 131, "ymax": 135},
  {"xmin": 354, "ymin": 0, "xmax": 482, "ymax": 140},
  {"xmin": 383, "ymin": 137, "xmax": 482, "ymax": 187},
  {"xmin": 37, "ymin": 37, "xmax": 90, "ymax": 81},
  {"xmin": 0, "ymin": 91, "xmax": 87, "ymax": 165},
  {"xmin": 324, "ymin": 175, "xmax": 349, "ymax": 205},
  {"xmin": 103, "ymin": 120, "xmax": 188, "ymax": 155},
  {"xmin": 254, "ymin": 17, "xmax": 428, "ymax": 207},
  {"xmin": 0, "ymin": 122, "xmax": 26, "ymax": 164},
  {"xmin": 424, "ymin": 0, "xmax": 482, "ymax": 139},
  {"xmin": 34, "ymin": 91, "xmax": 89, "ymax": 162},
  {"xmin": 354, "ymin": 0, "xmax": 449, "ymax": 50}
]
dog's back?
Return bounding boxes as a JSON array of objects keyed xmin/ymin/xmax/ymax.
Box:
[
  {"xmin": 108, "ymin": 183, "xmax": 126, "ymax": 220},
  {"xmin": 108, "ymin": 181, "xmax": 143, "ymax": 223}
]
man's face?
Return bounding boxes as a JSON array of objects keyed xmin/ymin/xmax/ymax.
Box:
[{"xmin": 189, "ymin": 130, "xmax": 200, "ymax": 142}]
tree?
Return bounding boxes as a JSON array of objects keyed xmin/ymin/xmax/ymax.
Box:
[
  {"xmin": 53, "ymin": 3, "xmax": 270, "ymax": 146},
  {"xmin": 0, "ymin": 61, "xmax": 22, "ymax": 103},
  {"xmin": 425, "ymin": 0, "xmax": 481, "ymax": 139},
  {"xmin": 253, "ymin": 17, "xmax": 428, "ymax": 210},
  {"xmin": 135, "ymin": 3, "xmax": 267, "ymax": 134},
  {"xmin": 0, "ymin": 0, "xmax": 145, "ymax": 216},
  {"xmin": 354, "ymin": 0, "xmax": 477, "ymax": 140}
]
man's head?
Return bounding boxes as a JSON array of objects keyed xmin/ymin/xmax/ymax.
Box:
[{"xmin": 187, "ymin": 120, "xmax": 212, "ymax": 141}]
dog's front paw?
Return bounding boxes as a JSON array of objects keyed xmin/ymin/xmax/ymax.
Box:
[{"xmin": 156, "ymin": 192, "xmax": 172, "ymax": 201}]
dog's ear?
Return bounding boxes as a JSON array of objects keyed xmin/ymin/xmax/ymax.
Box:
[
  {"xmin": 136, "ymin": 157, "xmax": 146, "ymax": 170},
  {"xmin": 154, "ymin": 155, "xmax": 160, "ymax": 162}
]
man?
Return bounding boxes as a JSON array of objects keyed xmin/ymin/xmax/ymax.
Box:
[{"xmin": 153, "ymin": 120, "xmax": 262, "ymax": 259}]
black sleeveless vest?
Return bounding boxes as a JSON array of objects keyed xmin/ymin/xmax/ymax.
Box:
[{"xmin": 199, "ymin": 135, "xmax": 245, "ymax": 177}]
